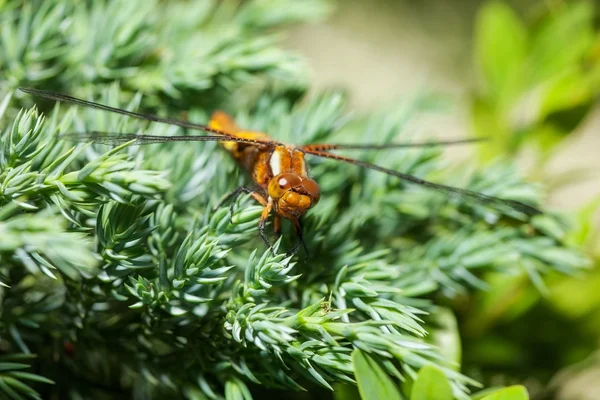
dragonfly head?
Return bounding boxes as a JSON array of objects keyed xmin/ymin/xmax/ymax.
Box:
[{"xmin": 268, "ymin": 173, "xmax": 320, "ymax": 219}]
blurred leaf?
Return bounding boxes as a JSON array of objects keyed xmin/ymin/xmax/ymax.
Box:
[
  {"xmin": 464, "ymin": 272, "xmax": 540, "ymax": 337},
  {"xmin": 539, "ymin": 70, "xmax": 592, "ymax": 121},
  {"xmin": 471, "ymin": 97, "xmax": 513, "ymax": 159},
  {"xmin": 479, "ymin": 385, "xmax": 529, "ymax": 400},
  {"xmin": 472, "ymin": 1, "xmax": 600, "ymax": 163},
  {"xmin": 0, "ymin": 354, "xmax": 54, "ymax": 400},
  {"xmin": 548, "ymin": 267, "xmax": 600, "ymax": 318},
  {"xmin": 333, "ymin": 384, "xmax": 361, "ymax": 400},
  {"xmin": 471, "ymin": 387, "xmax": 507, "ymax": 400},
  {"xmin": 530, "ymin": 123, "xmax": 569, "ymax": 156},
  {"xmin": 530, "ymin": 2, "xmax": 594, "ymax": 82},
  {"xmin": 225, "ymin": 378, "xmax": 252, "ymax": 400},
  {"xmin": 410, "ymin": 365, "xmax": 453, "ymax": 400},
  {"xmin": 352, "ymin": 350, "xmax": 403, "ymax": 400},
  {"xmin": 475, "ymin": 1, "xmax": 528, "ymax": 107},
  {"xmin": 565, "ymin": 195, "xmax": 600, "ymax": 249},
  {"xmin": 531, "ymin": 214, "xmax": 567, "ymax": 242},
  {"xmin": 466, "ymin": 336, "xmax": 524, "ymax": 367},
  {"xmin": 428, "ymin": 308, "xmax": 462, "ymax": 369}
]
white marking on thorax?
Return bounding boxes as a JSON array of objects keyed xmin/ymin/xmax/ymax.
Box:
[
  {"xmin": 270, "ymin": 148, "xmax": 282, "ymax": 176},
  {"xmin": 297, "ymin": 151, "xmax": 307, "ymax": 176}
]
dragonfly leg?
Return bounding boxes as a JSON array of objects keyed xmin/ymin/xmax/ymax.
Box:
[
  {"xmin": 234, "ymin": 191, "xmax": 268, "ymax": 225},
  {"xmin": 213, "ymin": 186, "xmax": 252, "ymax": 211},
  {"xmin": 273, "ymin": 215, "xmax": 282, "ymax": 241},
  {"xmin": 287, "ymin": 218, "xmax": 309, "ymax": 257},
  {"xmin": 259, "ymin": 198, "xmax": 274, "ymax": 250},
  {"xmin": 214, "ymin": 186, "xmax": 266, "ymax": 224}
]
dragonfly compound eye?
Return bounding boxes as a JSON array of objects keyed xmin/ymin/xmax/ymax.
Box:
[
  {"xmin": 268, "ymin": 173, "xmax": 302, "ymax": 199},
  {"xmin": 301, "ymin": 178, "xmax": 320, "ymax": 206}
]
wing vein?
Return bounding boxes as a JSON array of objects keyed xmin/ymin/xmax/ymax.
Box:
[
  {"xmin": 60, "ymin": 132, "xmax": 272, "ymax": 146},
  {"xmin": 302, "ymin": 137, "xmax": 488, "ymax": 151},
  {"xmin": 20, "ymin": 87, "xmax": 280, "ymax": 147},
  {"xmin": 304, "ymin": 149, "xmax": 542, "ymax": 216}
]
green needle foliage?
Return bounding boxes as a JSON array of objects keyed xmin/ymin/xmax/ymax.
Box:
[{"xmin": 0, "ymin": 1, "xmax": 589, "ymax": 399}]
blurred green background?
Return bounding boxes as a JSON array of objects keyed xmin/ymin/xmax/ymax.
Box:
[{"xmin": 286, "ymin": 1, "xmax": 600, "ymax": 399}]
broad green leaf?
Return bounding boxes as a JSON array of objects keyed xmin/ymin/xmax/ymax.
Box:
[
  {"xmin": 352, "ymin": 350, "xmax": 403, "ymax": 400},
  {"xmin": 410, "ymin": 365, "xmax": 453, "ymax": 400},
  {"xmin": 480, "ymin": 385, "xmax": 529, "ymax": 400},
  {"xmin": 471, "ymin": 387, "xmax": 506, "ymax": 400},
  {"xmin": 475, "ymin": 1, "xmax": 528, "ymax": 106},
  {"xmin": 530, "ymin": 2, "xmax": 595, "ymax": 82}
]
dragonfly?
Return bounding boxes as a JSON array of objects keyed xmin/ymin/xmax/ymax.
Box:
[{"xmin": 20, "ymin": 87, "xmax": 542, "ymax": 255}]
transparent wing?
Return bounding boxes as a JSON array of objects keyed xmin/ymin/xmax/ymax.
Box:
[
  {"xmin": 303, "ymin": 149, "xmax": 542, "ymax": 216},
  {"xmin": 20, "ymin": 87, "xmax": 281, "ymax": 146},
  {"xmin": 301, "ymin": 137, "xmax": 488, "ymax": 151},
  {"xmin": 61, "ymin": 132, "xmax": 272, "ymax": 146}
]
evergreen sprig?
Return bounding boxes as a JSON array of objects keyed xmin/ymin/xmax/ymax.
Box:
[
  {"xmin": 0, "ymin": 354, "xmax": 54, "ymax": 399},
  {"xmin": 0, "ymin": 1, "xmax": 589, "ymax": 399},
  {"xmin": 2, "ymin": 0, "xmax": 330, "ymax": 103}
]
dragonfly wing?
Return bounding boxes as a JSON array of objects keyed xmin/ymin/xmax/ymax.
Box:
[
  {"xmin": 301, "ymin": 137, "xmax": 488, "ymax": 152},
  {"xmin": 60, "ymin": 132, "xmax": 274, "ymax": 146},
  {"xmin": 19, "ymin": 88, "xmax": 282, "ymax": 146},
  {"xmin": 304, "ymin": 149, "xmax": 542, "ymax": 216}
]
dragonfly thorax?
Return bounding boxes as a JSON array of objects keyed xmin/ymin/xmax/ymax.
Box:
[{"xmin": 267, "ymin": 173, "xmax": 320, "ymax": 219}]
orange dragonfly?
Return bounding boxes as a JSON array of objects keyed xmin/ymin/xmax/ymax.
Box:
[{"xmin": 20, "ymin": 88, "xmax": 542, "ymax": 255}]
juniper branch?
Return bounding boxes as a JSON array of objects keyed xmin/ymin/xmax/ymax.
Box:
[{"xmin": 0, "ymin": 1, "xmax": 590, "ymax": 400}]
